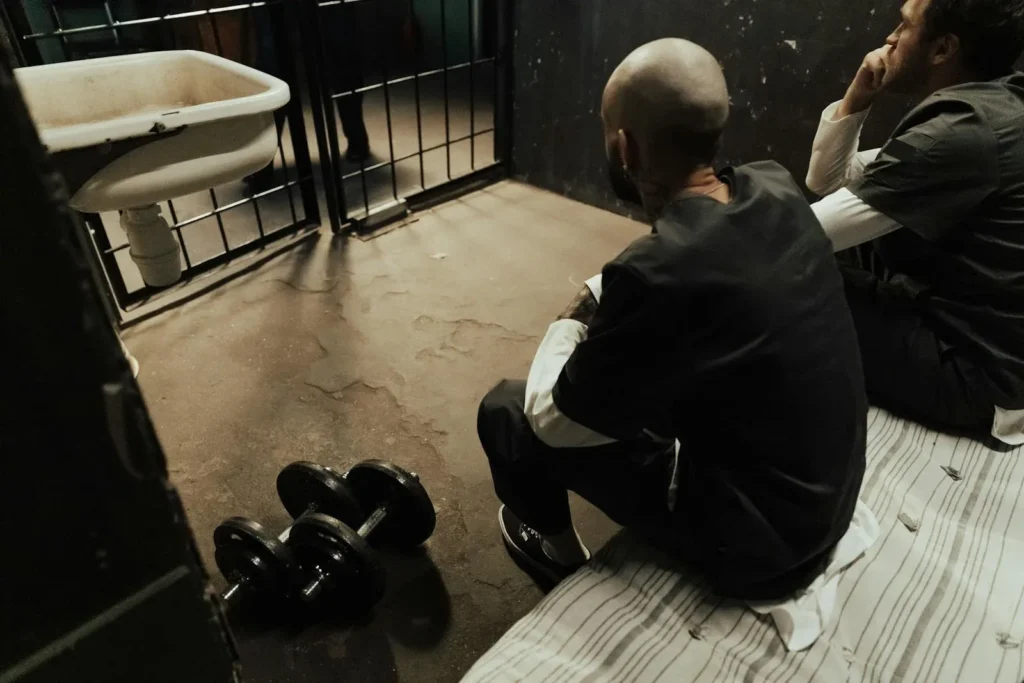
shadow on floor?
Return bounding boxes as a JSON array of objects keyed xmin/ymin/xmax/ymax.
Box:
[{"xmin": 229, "ymin": 548, "xmax": 451, "ymax": 683}]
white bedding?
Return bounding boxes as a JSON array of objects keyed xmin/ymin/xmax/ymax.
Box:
[{"xmin": 463, "ymin": 409, "xmax": 1024, "ymax": 682}]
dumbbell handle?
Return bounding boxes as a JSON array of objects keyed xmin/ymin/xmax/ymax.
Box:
[
  {"xmin": 298, "ymin": 502, "xmax": 392, "ymax": 601},
  {"xmin": 220, "ymin": 525, "xmax": 294, "ymax": 607},
  {"xmin": 357, "ymin": 502, "xmax": 391, "ymax": 538},
  {"xmin": 221, "ymin": 582, "xmax": 245, "ymax": 607},
  {"xmin": 301, "ymin": 566, "xmax": 328, "ymax": 602}
]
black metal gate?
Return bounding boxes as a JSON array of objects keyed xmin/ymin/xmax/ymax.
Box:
[
  {"xmin": 298, "ymin": 0, "xmax": 510, "ymax": 233},
  {"xmin": 1, "ymin": 0, "xmax": 511, "ymax": 322}
]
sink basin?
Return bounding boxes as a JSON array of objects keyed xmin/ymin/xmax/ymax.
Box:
[{"xmin": 15, "ymin": 50, "xmax": 290, "ymax": 286}]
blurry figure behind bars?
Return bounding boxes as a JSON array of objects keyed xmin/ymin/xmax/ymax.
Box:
[{"xmin": 325, "ymin": 3, "xmax": 371, "ymax": 164}]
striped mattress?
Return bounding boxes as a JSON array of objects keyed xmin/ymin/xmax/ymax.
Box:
[{"xmin": 463, "ymin": 409, "xmax": 1024, "ymax": 682}]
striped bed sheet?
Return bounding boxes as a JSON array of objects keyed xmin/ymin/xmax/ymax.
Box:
[{"xmin": 463, "ymin": 408, "xmax": 1024, "ymax": 683}]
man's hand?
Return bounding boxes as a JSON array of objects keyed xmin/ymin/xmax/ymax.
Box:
[
  {"xmin": 836, "ymin": 46, "xmax": 892, "ymax": 119},
  {"xmin": 558, "ymin": 286, "xmax": 599, "ymax": 326}
]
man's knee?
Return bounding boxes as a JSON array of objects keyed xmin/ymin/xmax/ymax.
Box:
[{"xmin": 477, "ymin": 379, "xmax": 527, "ymax": 453}]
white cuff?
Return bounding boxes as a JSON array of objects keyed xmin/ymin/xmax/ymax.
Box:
[
  {"xmin": 524, "ymin": 319, "xmax": 616, "ymax": 448},
  {"xmin": 585, "ymin": 274, "xmax": 603, "ymax": 303},
  {"xmin": 820, "ymin": 100, "xmax": 871, "ymax": 126},
  {"xmin": 812, "ymin": 188, "xmax": 901, "ymax": 252}
]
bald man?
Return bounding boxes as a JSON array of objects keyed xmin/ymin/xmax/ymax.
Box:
[{"xmin": 477, "ymin": 39, "xmax": 867, "ymax": 600}]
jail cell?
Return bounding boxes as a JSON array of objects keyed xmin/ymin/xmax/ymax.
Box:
[
  {"xmin": 302, "ymin": 0, "xmax": 510, "ymax": 232},
  {"xmin": 1, "ymin": 0, "xmax": 321, "ymax": 325}
]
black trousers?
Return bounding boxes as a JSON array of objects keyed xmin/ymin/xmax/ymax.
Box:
[
  {"xmin": 326, "ymin": 5, "xmax": 370, "ymax": 154},
  {"xmin": 477, "ymin": 380, "xmax": 837, "ymax": 600},
  {"xmin": 841, "ymin": 264, "xmax": 998, "ymax": 442},
  {"xmin": 477, "ymin": 379, "xmax": 678, "ymax": 538},
  {"xmin": 335, "ymin": 94, "xmax": 369, "ymax": 154}
]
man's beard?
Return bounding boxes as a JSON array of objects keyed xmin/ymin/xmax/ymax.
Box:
[
  {"xmin": 607, "ymin": 159, "xmax": 643, "ymax": 207},
  {"xmin": 885, "ymin": 49, "xmax": 932, "ymax": 95}
]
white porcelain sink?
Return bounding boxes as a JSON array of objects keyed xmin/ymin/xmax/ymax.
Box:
[{"xmin": 15, "ymin": 50, "xmax": 290, "ymax": 286}]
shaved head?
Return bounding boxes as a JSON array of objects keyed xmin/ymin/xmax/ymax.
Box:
[{"xmin": 601, "ymin": 38, "xmax": 730, "ymax": 206}]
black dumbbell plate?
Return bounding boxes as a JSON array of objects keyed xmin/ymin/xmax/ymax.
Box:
[
  {"xmin": 288, "ymin": 512, "xmax": 386, "ymax": 607},
  {"xmin": 347, "ymin": 460, "xmax": 436, "ymax": 547},
  {"xmin": 277, "ymin": 461, "xmax": 365, "ymax": 528},
  {"xmin": 213, "ymin": 517, "xmax": 296, "ymax": 594}
]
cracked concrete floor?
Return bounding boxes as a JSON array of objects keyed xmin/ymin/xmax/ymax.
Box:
[{"xmin": 123, "ymin": 180, "xmax": 647, "ymax": 683}]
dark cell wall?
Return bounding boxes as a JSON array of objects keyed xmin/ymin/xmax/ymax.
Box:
[{"xmin": 511, "ymin": 0, "xmax": 910, "ymax": 218}]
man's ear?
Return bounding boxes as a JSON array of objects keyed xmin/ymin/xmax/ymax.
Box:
[
  {"xmin": 930, "ymin": 33, "xmax": 960, "ymax": 66},
  {"xmin": 617, "ymin": 129, "xmax": 640, "ymax": 172}
]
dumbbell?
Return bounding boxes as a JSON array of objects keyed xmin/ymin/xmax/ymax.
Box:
[
  {"xmin": 214, "ymin": 462, "xmax": 366, "ymax": 608},
  {"xmin": 290, "ymin": 460, "xmax": 436, "ymax": 606}
]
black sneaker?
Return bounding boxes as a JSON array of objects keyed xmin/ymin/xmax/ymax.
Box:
[
  {"xmin": 345, "ymin": 145, "xmax": 371, "ymax": 164},
  {"xmin": 498, "ymin": 505, "xmax": 590, "ymax": 585}
]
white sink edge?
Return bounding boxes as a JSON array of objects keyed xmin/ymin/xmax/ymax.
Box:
[
  {"xmin": 68, "ymin": 114, "xmax": 279, "ymax": 213},
  {"xmin": 17, "ymin": 50, "xmax": 290, "ymax": 153}
]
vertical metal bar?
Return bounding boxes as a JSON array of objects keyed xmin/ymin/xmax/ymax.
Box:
[
  {"xmin": 491, "ymin": 0, "xmax": 499, "ymax": 163},
  {"xmin": 494, "ymin": 0, "xmax": 512, "ymax": 167},
  {"xmin": 268, "ymin": 0, "xmax": 319, "ymax": 228},
  {"xmin": 251, "ymin": 193, "xmax": 266, "ymax": 240},
  {"xmin": 358, "ymin": 136, "xmax": 370, "ymax": 215},
  {"xmin": 381, "ymin": 96, "xmax": 399, "ymax": 200},
  {"xmin": 173, "ymin": 228, "xmax": 192, "ymax": 271},
  {"xmin": 77, "ymin": 213, "xmax": 123, "ymax": 326},
  {"xmin": 467, "ymin": 0, "xmax": 475, "ymax": 169},
  {"xmin": 166, "ymin": 199, "xmax": 180, "ymax": 225},
  {"xmin": 275, "ymin": 120, "xmax": 299, "ymax": 226},
  {"xmin": 208, "ymin": 189, "xmax": 231, "ymax": 252},
  {"xmin": 86, "ymin": 214, "xmax": 131, "ymax": 312},
  {"xmin": 102, "ymin": 1, "xmax": 121, "ymax": 47},
  {"xmin": 207, "ymin": 12, "xmax": 225, "ymax": 57},
  {"xmin": 375, "ymin": 1, "xmax": 399, "ymax": 201},
  {"xmin": 297, "ymin": 0, "xmax": 344, "ymax": 231},
  {"xmin": 46, "ymin": 4, "xmax": 72, "ymax": 61},
  {"xmin": 439, "ymin": 0, "xmax": 452, "ymax": 179},
  {"xmin": 408, "ymin": 0, "xmax": 425, "ymax": 189},
  {"xmin": 165, "ymin": 200, "xmax": 192, "ymax": 271},
  {"xmin": 204, "ymin": 13, "xmax": 230, "ymax": 250}
]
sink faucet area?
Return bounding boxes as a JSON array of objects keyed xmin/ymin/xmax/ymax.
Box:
[{"xmin": 15, "ymin": 50, "xmax": 290, "ymax": 287}]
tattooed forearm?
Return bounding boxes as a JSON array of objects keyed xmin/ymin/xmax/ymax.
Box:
[{"xmin": 558, "ymin": 286, "xmax": 599, "ymax": 326}]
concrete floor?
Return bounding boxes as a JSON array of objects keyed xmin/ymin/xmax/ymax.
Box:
[{"xmin": 122, "ymin": 180, "xmax": 646, "ymax": 682}]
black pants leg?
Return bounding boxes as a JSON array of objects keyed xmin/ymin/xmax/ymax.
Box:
[
  {"xmin": 335, "ymin": 93, "xmax": 369, "ymax": 154},
  {"xmin": 327, "ymin": 5, "xmax": 369, "ymax": 155},
  {"xmin": 477, "ymin": 379, "xmax": 677, "ymax": 537},
  {"xmin": 841, "ymin": 265, "xmax": 995, "ymax": 438}
]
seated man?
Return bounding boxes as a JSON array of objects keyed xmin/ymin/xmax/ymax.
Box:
[
  {"xmin": 477, "ymin": 39, "xmax": 867, "ymax": 601},
  {"xmin": 807, "ymin": 0, "xmax": 1024, "ymax": 446}
]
